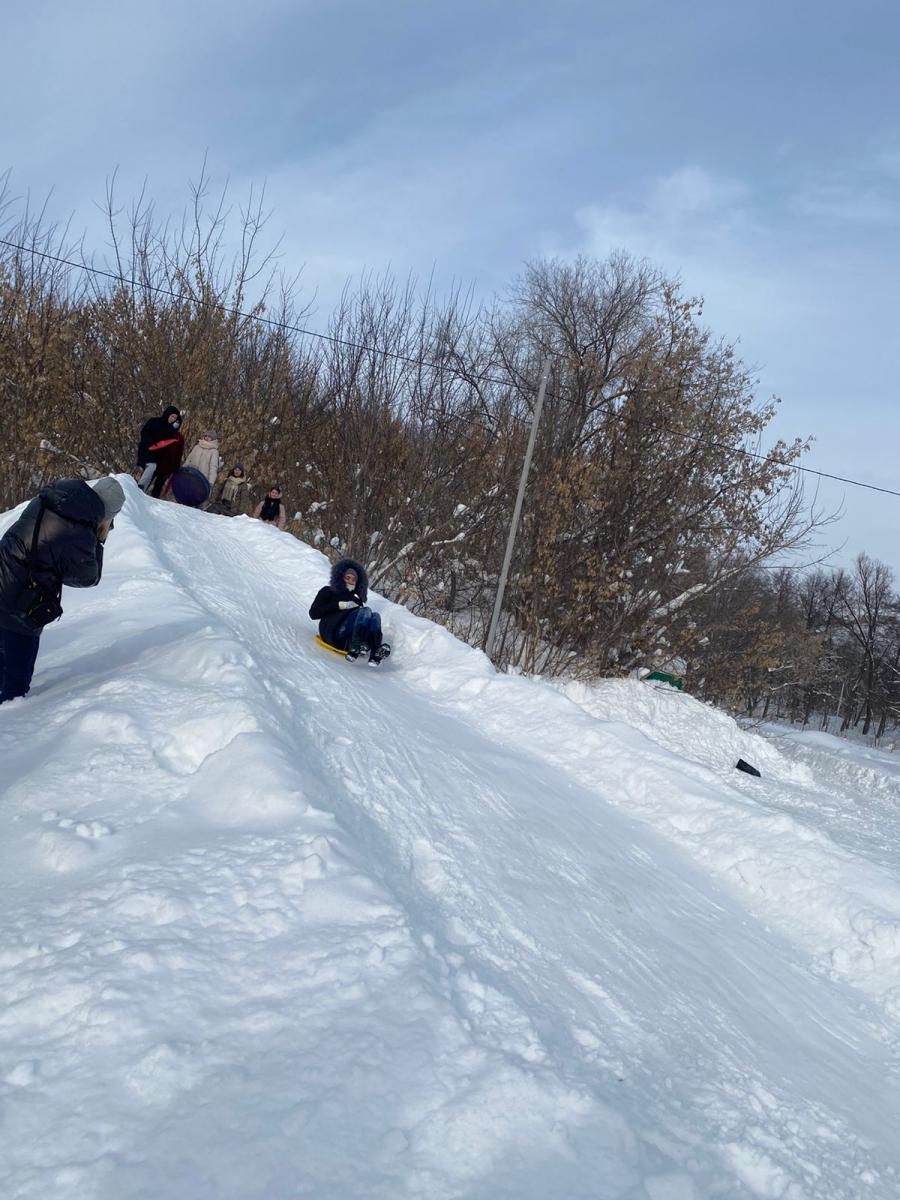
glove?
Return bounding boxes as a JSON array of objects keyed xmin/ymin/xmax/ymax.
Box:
[{"xmin": 338, "ymin": 599, "xmax": 359, "ymax": 610}]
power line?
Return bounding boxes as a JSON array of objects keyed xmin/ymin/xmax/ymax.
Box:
[
  {"xmin": 2, "ymin": 234, "xmax": 898, "ymax": 500},
  {"xmin": 0, "ymin": 236, "xmax": 518, "ymax": 392},
  {"xmin": 649, "ymin": 427, "xmax": 900, "ymax": 499}
]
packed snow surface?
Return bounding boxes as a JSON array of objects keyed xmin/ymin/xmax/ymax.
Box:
[{"xmin": 1, "ymin": 478, "xmax": 899, "ymax": 1199}]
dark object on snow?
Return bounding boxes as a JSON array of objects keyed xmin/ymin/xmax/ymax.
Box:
[
  {"xmin": 0, "ymin": 479, "xmax": 110, "ymax": 701},
  {"xmin": 169, "ymin": 466, "xmax": 211, "ymax": 508},
  {"xmin": 736, "ymin": 758, "xmax": 761, "ymax": 777},
  {"xmin": 309, "ymin": 557, "xmax": 369, "ymax": 646},
  {"xmin": 368, "ymin": 642, "xmax": 391, "ymax": 666},
  {"xmin": 309, "ymin": 557, "xmax": 386, "ymax": 660},
  {"xmin": 0, "ymin": 627, "xmax": 41, "ymax": 702},
  {"xmin": 14, "ymin": 505, "xmax": 64, "ymax": 631},
  {"xmin": 0, "ymin": 479, "xmax": 106, "ymax": 636}
]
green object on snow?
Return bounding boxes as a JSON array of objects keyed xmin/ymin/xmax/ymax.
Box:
[{"xmin": 646, "ymin": 671, "xmax": 684, "ymax": 690}]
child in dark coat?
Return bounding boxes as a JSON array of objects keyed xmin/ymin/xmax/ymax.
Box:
[{"xmin": 309, "ymin": 558, "xmax": 391, "ymax": 665}]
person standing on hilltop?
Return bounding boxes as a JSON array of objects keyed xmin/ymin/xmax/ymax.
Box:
[
  {"xmin": 253, "ymin": 485, "xmax": 287, "ymax": 530},
  {"xmin": 182, "ymin": 431, "xmax": 221, "ymax": 504},
  {"xmin": 0, "ymin": 477, "xmax": 125, "ymax": 703},
  {"xmin": 210, "ymin": 463, "xmax": 252, "ymax": 517},
  {"xmin": 136, "ymin": 405, "xmax": 184, "ymax": 498}
]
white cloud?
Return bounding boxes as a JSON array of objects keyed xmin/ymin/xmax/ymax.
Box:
[{"xmin": 652, "ymin": 166, "xmax": 749, "ymax": 217}]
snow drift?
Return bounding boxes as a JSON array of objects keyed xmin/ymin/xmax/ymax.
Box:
[{"xmin": 1, "ymin": 477, "xmax": 899, "ymax": 1200}]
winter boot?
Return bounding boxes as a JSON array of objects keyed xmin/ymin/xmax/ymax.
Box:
[
  {"xmin": 368, "ymin": 643, "xmax": 391, "ymax": 666},
  {"xmin": 345, "ymin": 646, "xmax": 361, "ymax": 662}
]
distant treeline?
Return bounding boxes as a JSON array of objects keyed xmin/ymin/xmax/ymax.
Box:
[{"xmin": 1, "ymin": 173, "xmax": 895, "ymax": 733}]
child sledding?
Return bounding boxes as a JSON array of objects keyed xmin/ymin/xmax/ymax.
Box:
[{"xmin": 309, "ymin": 558, "xmax": 391, "ymax": 666}]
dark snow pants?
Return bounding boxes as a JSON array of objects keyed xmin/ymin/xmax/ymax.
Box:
[
  {"xmin": 149, "ymin": 469, "xmax": 171, "ymax": 499},
  {"xmin": 337, "ymin": 607, "xmax": 383, "ymax": 654},
  {"xmin": 0, "ymin": 628, "xmax": 41, "ymax": 703}
]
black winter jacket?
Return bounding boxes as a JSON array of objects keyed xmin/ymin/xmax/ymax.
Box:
[
  {"xmin": 309, "ymin": 558, "xmax": 368, "ymax": 646},
  {"xmin": 0, "ymin": 480, "xmax": 106, "ymax": 634},
  {"xmin": 137, "ymin": 406, "xmax": 182, "ymax": 468}
]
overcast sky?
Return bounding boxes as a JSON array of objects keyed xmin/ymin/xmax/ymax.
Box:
[{"xmin": 3, "ymin": 0, "xmax": 898, "ymax": 569}]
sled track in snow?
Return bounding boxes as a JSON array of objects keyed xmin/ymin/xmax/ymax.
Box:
[{"xmin": 3, "ymin": 482, "xmax": 900, "ymax": 1199}]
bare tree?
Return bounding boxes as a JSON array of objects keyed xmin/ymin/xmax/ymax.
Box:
[
  {"xmin": 835, "ymin": 554, "xmax": 899, "ymax": 735},
  {"xmin": 480, "ymin": 255, "xmax": 830, "ymax": 674}
]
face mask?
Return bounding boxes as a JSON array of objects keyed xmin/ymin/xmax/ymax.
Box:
[{"xmin": 172, "ymin": 420, "xmax": 181, "ymax": 430}]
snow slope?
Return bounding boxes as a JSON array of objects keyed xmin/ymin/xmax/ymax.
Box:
[{"xmin": 1, "ymin": 478, "xmax": 899, "ymax": 1200}]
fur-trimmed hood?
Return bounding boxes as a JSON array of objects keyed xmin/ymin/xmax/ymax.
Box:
[{"xmin": 330, "ymin": 557, "xmax": 368, "ymax": 602}]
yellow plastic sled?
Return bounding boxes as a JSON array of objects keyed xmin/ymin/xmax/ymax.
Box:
[
  {"xmin": 314, "ymin": 635, "xmax": 347, "ymax": 657},
  {"xmin": 315, "ymin": 634, "xmax": 392, "ymax": 666}
]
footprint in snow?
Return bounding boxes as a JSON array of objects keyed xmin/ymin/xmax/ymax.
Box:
[{"xmin": 42, "ymin": 811, "xmax": 113, "ymax": 839}]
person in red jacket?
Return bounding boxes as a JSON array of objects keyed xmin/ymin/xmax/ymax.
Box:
[{"xmin": 136, "ymin": 406, "xmax": 184, "ymax": 497}]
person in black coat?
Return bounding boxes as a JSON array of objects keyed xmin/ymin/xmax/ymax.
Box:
[
  {"xmin": 309, "ymin": 557, "xmax": 391, "ymax": 664},
  {"xmin": 0, "ymin": 477, "xmax": 125, "ymax": 703},
  {"xmin": 137, "ymin": 405, "xmax": 184, "ymax": 497}
]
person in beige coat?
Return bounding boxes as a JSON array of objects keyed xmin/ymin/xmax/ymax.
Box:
[{"xmin": 183, "ymin": 431, "xmax": 221, "ymax": 498}]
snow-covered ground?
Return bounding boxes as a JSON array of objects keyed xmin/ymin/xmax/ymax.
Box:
[{"xmin": 1, "ymin": 477, "xmax": 899, "ymax": 1200}]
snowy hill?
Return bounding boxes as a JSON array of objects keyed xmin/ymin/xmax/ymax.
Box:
[{"xmin": 2, "ymin": 477, "xmax": 899, "ymax": 1200}]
